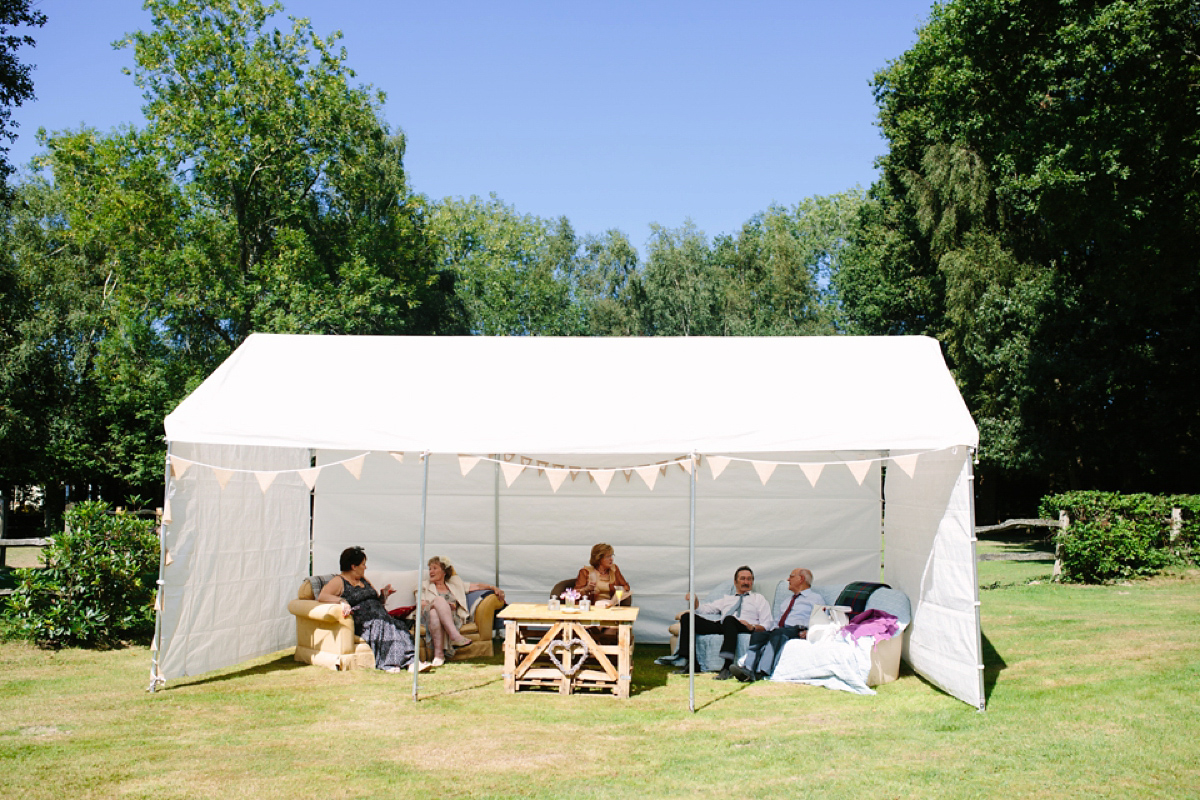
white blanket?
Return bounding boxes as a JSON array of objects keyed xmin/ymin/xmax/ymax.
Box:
[{"xmin": 767, "ymin": 632, "xmax": 876, "ymax": 695}]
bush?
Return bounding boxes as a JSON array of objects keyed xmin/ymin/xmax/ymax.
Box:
[
  {"xmin": 1039, "ymin": 491, "xmax": 1197, "ymax": 583},
  {"xmin": 2, "ymin": 501, "xmax": 159, "ymax": 648}
]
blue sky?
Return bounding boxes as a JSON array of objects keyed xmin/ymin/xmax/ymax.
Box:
[{"xmin": 8, "ymin": 1, "xmax": 934, "ymax": 249}]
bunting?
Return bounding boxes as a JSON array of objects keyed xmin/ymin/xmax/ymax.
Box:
[
  {"xmin": 707, "ymin": 455, "xmax": 731, "ymax": 480},
  {"xmin": 635, "ymin": 465, "xmax": 659, "ymax": 491},
  {"xmin": 458, "ymin": 455, "xmax": 481, "ymax": 477},
  {"xmin": 890, "ymin": 453, "xmax": 919, "ymax": 478},
  {"xmin": 799, "ymin": 462, "xmax": 824, "ymax": 487},
  {"xmin": 846, "ymin": 460, "xmax": 873, "ymax": 485},
  {"xmin": 592, "ymin": 469, "xmax": 616, "ymax": 494},
  {"xmin": 753, "ymin": 460, "xmax": 777, "ymax": 485}
]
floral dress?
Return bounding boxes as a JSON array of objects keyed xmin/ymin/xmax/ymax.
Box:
[
  {"xmin": 420, "ymin": 588, "xmax": 464, "ymax": 658},
  {"xmin": 343, "ymin": 578, "xmax": 414, "ymax": 671}
]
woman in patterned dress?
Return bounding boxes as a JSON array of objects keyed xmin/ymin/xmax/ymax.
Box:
[
  {"xmin": 317, "ymin": 547, "xmax": 425, "ymax": 673},
  {"xmin": 420, "ymin": 555, "xmax": 505, "ymax": 667}
]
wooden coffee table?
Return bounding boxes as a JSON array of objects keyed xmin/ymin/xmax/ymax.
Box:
[{"xmin": 498, "ymin": 603, "xmax": 639, "ymax": 697}]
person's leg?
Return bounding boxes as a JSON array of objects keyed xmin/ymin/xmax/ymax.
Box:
[
  {"xmin": 718, "ymin": 615, "xmax": 748, "ymax": 661},
  {"xmin": 759, "ymin": 625, "xmax": 802, "ymax": 678}
]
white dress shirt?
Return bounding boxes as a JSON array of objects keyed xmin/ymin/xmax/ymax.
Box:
[
  {"xmin": 777, "ymin": 587, "xmax": 820, "ymax": 629},
  {"xmin": 697, "ymin": 591, "xmax": 774, "ymax": 629}
]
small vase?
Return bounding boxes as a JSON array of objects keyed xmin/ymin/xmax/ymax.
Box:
[{"xmin": 580, "ymin": 598, "xmax": 591, "ymax": 611}]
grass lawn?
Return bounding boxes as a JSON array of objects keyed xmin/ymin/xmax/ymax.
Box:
[{"xmin": 1, "ymin": 547, "xmax": 1198, "ymax": 799}]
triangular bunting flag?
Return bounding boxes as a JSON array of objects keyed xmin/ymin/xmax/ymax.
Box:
[
  {"xmin": 520, "ymin": 456, "xmax": 532, "ymax": 466},
  {"xmin": 170, "ymin": 457, "xmax": 192, "ymax": 479},
  {"xmin": 298, "ymin": 467, "xmax": 320, "ymax": 491},
  {"xmin": 799, "ymin": 462, "xmax": 825, "ymax": 487},
  {"xmin": 635, "ymin": 465, "xmax": 659, "ymax": 491},
  {"xmin": 707, "ymin": 455, "xmax": 731, "ymax": 480},
  {"xmin": 164, "ymin": 549, "xmax": 174, "ymax": 567},
  {"xmin": 890, "ymin": 454, "xmax": 919, "ymax": 479},
  {"xmin": 570, "ymin": 468, "xmax": 582, "ymax": 481},
  {"xmin": 342, "ymin": 455, "xmax": 366, "ymax": 479},
  {"xmin": 847, "ymin": 460, "xmax": 873, "ymax": 485},
  {"xmin": 389, "ymin": 452, "xmax": 405, "ymax": 464},
  {"xmin": 546, "ymin": 468, "xmax": 569, "ymax": 493},
  {"xmin": 254, "ymin": 471, "xmax": 278, "ymax": 494},
  {"xmin": 681, "ymin": 458, "xmax": 694, "ymax": 475},
  {"xmin": 752, "ymin": 460, "xmax": 777, "ymax": 486},
  {"xmin": 212, "ymin": 467, "xmax": 234, "ymax": 489},
  {"xmin": 500, "ymin": 461, "xmax": 524, "ymax": 487},
  {"xmin": 592, "ymin": 469, "xmax": 616, "ymax": 494},
  {"xmin": 459, "ymin": 455, "xmax": 481, "ymax": 477},
  {"xmin": 161, "ymin": 500, "xmax": 172, "ymax": 525},
  {"xmin": 153, "ymin": 592, "xmax": 163, "ymax": 612}
]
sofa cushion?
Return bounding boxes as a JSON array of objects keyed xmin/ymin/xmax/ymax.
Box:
[{"xmin": 303, "ymin": 574, "xmax": 337, "ymax": 601}]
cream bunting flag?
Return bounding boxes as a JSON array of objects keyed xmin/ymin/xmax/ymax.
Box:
[
  {"xmin": 164, "ymin": 549, "xmax": 174, "ymax": 567},
  {"xmin": 799, "ymin": 462, "xmax": 825, "ymax": 487},
  {"xmin": 389, "ymin": 451, "xmax": 405, "ymax": 464},
  {"xmin": 255, "ymin": 471, "xmax": 278, "ymax": 494},
  {"xmin": 680, "ymin": 458, "xmax": 694, "ymax": 475},
  {"xmin": 459, "ymin": 455, "xmax": 481, "ymax": 477},
  {"xmin": 707, "ymin": 455, "xmax": 731, "ymax": 480},
  {"xmin": 211, "ymin": 467, "xmax": 234, "ymax": 489},
  {"xmin": 343, "ymin": 455, "xmax": 366, "ymax": 479},
  {"xmin": 635, "ymin": 465, "xmax": 659, "ymax": 491},
  {"xmin": 592, "ymin": 469, "xmax": 616, "ymax": 494},
  {"xmin": 500, "ymin": 461, "xmax": 524, "ymax": 487},
  {"xmin": 153, "ymin": 591, "xmax": 163, "ymax": 612},
  {"xmin": 298, "ymin": 467, "xmax": 320, "ymax": 491},
  {"xmin": 546, "ymin": 468, "xmax": 569, "ymax": 493},
  {"xmin": 170, "ymin": 457, "xmax": 193, "ymax": 479},
  {"xmin": 847, "ymin": 459, "xmax": 873, "ymax": 485},
  {"xmin": 752, "ymin": 460, "xmax": 777, "ymax": 486},
  {"xmin": 890, "ymin": 453, "xmax": 920, "ymax": 479},
  {"xmin": 161, "ymin": 500, "xmax": 172, "ymax": 525}
]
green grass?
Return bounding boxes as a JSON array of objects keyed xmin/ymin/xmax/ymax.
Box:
[{"xmin": 2, "ymin": 557, "xmax": 1198, "ymax": 799}]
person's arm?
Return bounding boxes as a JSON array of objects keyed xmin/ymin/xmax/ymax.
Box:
[
  {"xmin": 741, "ymin": 594, "xmax": 774, "ymax": 631},
  {"xmin": 466, "ymin": 581, "xmax": 505, "ymax": 604},
  {"xmin": 613, "ymin": 564, "xmax": 630, "ymax": 592},
  {"xmin": 574, "ymin": 567, "xmax": 594, "ymax": 598},
  {"xmin": 316, "ymin": 576, "xmax": 352, "ymax": 617}
]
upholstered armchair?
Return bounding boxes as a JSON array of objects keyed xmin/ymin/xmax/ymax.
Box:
[{"xmin": 288, "ymin": 569, "xmax": 503, "ymax": 670}]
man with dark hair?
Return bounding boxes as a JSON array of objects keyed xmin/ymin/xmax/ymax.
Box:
[
  {"xmin": 730, "ymin": 567, "xmax": 819, "ymax": 682},
  {"xmin": 654, "ymin": 565, "xmax": 774, "ymax": 680}
]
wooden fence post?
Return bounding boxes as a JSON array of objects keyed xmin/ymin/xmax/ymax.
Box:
[
  {"xmin": 1052, "ymin": 510, "xmax": 1069, "ymax": 580},
  {"xmin": 1170, "ymin": 507, "xmax": 1181, "ymax": 543}
]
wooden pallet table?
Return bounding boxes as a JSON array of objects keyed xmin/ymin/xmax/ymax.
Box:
[{"xmin": 499, "ymin": 603, "xmax": 638, "ymax": 698}]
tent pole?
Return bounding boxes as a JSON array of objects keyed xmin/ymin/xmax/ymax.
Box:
[
  {"xmin": 493, "ymin": 457, "xmax": 500, "ymax": 587},
  {"xmin": 688, "ymin": 451, "xmax": 697, "ymax": 713},
  {"xmin": 967, "ymin": 449, "xmax": 986, "ymax": 712},
  {"xmin": 147, "ymin": 444, "xmax": 172, "ymax": 693},
  {"xmin": 412, "ymin": 450, "xmax": 431, "ymax": 702}
]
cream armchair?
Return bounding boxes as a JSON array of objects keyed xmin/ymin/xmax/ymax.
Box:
[{"xmin": 288, "ymin": 570, "xmax": 504, "ymax": 670}]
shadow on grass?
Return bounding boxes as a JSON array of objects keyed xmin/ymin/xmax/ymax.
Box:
[
  {"xmin": 166, "ymin": 652, "xmax": 307, "ymax": 689},
  {"xmin": 899, "ymin": 629, "xmax": 1006, "ymax": 709}
]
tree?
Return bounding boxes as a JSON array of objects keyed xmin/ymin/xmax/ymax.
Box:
[
  {"xmin": 427, "ymin": 193, "xmax": 578, "ymax": 335},
  {"xmin": 846, "ymin": 0, "xmax": 1200, "ymax": 506},
  {"xmin": 0, "ymin": 0, "xmax": 45, "ymax": 193}
]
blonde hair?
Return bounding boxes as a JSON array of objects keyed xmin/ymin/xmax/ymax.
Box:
[
  {"xmin": 589, "ymin": 543, "xmax": 614, "ymax": 569},
  {"xmin": 428, "ymin": 555, "xmax": 456, "ymax": 579}
]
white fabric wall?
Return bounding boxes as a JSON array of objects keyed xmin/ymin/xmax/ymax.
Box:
[
  {"xmin": 312, "ymin": 450, "xmax": 884, "ymax": 642},
  {"xmin": 157, "ymin": 443, "xmax": 311, "ymax": 680},
  {"xmin": 883, "ymin": 447, "xmax": 984, "ymax": 709}
]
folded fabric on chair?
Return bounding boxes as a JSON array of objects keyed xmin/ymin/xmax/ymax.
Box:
[{"xmin": 834, "ymin": 581, "xmax": 890, "ymax": 615}]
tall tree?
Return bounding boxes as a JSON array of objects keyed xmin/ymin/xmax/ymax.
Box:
[
  {"xmin": 0, "ymin": 0, "xmax": 45, "ymax": 194},
  {"xmin": 845, "ymin": 0, "xmax": 1200, "ymax": 501}
]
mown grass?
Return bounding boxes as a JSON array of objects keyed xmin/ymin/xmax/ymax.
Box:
[{"xmin": 1, "ymin": 544, "xmax": 1197, "ymax": 799}]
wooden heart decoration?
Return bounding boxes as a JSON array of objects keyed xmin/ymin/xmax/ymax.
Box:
[{"xmin": 548, "ymin": 637, "xmax": 590, "ymax": 675}]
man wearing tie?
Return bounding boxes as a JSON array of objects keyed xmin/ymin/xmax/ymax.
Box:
[
  {"xmin": 654, "ymin": 565, "xmax": 774, "ymax": 680},
  {"xmin": 729, "ymin": 567, "xmax": 819, "ymax": 683}
]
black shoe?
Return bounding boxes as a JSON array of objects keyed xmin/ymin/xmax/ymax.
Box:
[
  {"xmin": 672, "ymin": 665, "xmax": 692, "ymax": 674},
  {"xmin": 728, "ymin": 664, "xmax": 756, "ymax": 683},
  {"xmin": 715, "ymin": 667, "xmax": 733, "ymax": 680}
]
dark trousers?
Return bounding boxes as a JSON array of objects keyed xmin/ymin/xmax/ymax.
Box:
[
  {"xmin": 744, "ymin": 624, "xmax": 804, "ymax": 677},
  {"xmin": 676, "ymin": 613, "xmax": 747, "ymax": 661}
]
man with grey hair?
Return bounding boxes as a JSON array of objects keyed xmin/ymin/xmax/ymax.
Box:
[{"xmin": 729, "ymin": 567, "xmax": 819, "ymax": 682}]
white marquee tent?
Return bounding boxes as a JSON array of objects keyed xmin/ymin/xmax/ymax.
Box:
[{"xmin": 155, "ymin": 334, "xmax": 985, "ymax": 709}]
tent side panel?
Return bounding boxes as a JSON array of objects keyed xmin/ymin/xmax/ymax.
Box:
[
  {"xmin": 884, "ymin": 447, "xmax": 984, "ymax": 708},
  {"xmin": 158, "ymin": 444, "xmax": 312, "ymax": 681}
]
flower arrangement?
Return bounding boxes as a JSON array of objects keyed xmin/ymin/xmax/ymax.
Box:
[{"xmin": 560, "ymin": 587, "xmax": 581, "ymax": 604}]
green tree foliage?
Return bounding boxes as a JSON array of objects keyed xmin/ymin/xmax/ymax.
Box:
[
  {"xmin": 3, "ymin": 501, "xmax": 159, "ymax": 647},
  {"xmin": 1, "ymin": 0, "xmax": 454, "ymax": 504},
  {"xmin": 427, "ymin": 193, "xmax": 578, "ymax": 335},
  {"xmin": 842, "ymin": 0, "xmax": 1200, "ymax": 496},
  {"xmin": 0, "ymin": 0, "xmax": 45, "ymax": 193}
]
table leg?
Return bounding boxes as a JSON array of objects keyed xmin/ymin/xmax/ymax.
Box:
[
  {"xmin": 503, "ymin": 620, "xmax": 517, "ymax": 693},
  {"xmin": 617, "ymin": 621, "xmax": 632, "ymax": 698}
]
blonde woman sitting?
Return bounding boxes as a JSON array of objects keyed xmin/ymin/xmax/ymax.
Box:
[
  {"xmin": 575, "ymin": 542, "xmax": 631, "ymax": 608},
  {"xmin": 420, "ymin": 555, "xmax": 505, "ymax": 667}
]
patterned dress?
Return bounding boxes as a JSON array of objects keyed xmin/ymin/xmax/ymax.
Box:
[
  {"xmin": 420, "ymin": 588, "xmax": 464, "ymax": 659},
  {"xmin": 343, "ymin": 578, "xmax": 415, "ymax": 671}
]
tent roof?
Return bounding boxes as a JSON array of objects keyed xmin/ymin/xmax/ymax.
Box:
[{"xmin": 164, "ymin": 334, "xmax": 978, "ymax": 455}]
